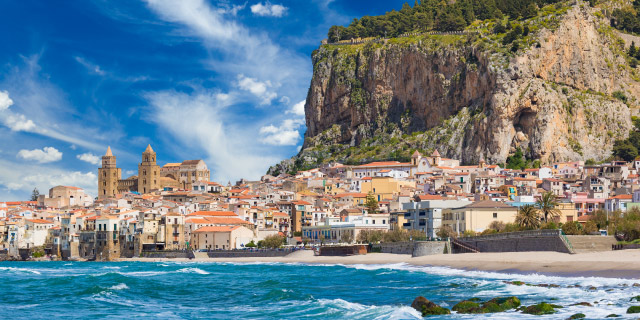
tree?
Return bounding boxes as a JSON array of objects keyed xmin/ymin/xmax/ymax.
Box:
[
  {"xmin": 583, "ymin": 221, "xmax": 598, "ymax": 235},
  {"xmin": 562, "ymin": 221, "xmax": 583, "ymax": 235},
  {"xmin": 506, "ymin": 148, "xmax": 526, "ymax": 170},
  {"xmin": 613, "ymin": 139, "xmax": 638, "ymax": 161},
  {"xmin": 515, "ymin": 205, "xmax": 540, "ymax": 229},
  {"xmin": 365, "ymin": 191, "xmax": 379, "ymax": 213},
  {"xmin": 536, "ymin": 191, "xmax": 561, "ymax": 223},
  {"xmin": 31, "ymin": 188, "xmax": 40, "ymax": 202},
  {"xmin": 488, "ymin": 220, "xmax": 506, "ymax": 232},
  {"xmin": 341, "ymin": 231, "xmax": 354, "ymax": 244},
  {"xmin": 436, "ymin": 225, "xmax": 455, "ymax": 238},
  {"xmin": 260, "ymin": 235, "xmax": 284, "ymax": 249},
  {"xmin": 245, "ymin": 240, "xmax": 257, "ymax": 248}
]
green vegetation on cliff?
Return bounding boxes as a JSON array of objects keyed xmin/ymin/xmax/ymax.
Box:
[{"xmin": 327, "ymin": 0, "xmax": 564, "ymax": 42}]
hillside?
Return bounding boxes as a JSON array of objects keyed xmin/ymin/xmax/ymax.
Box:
[{"xmin": 269, "ymin": 0, "xmax": 640, "ymax": 175}]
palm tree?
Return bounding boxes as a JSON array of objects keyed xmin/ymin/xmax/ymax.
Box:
[
  {"xmin": 537, "ymin": 191, "xmax": 561, "ymax": 223},
  {"xmin": 516, "ymin": 205, "xmax": 541, "ymax": 229}
]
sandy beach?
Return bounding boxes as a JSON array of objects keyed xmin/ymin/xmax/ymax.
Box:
[{"xmin": 124, "ymin": 249, "xmax": 640, "ymax": 279}]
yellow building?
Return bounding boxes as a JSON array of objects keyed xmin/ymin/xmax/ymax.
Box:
[
  {"xmin": 443, "ymin": 200, "xmax": 518, "ymax": 233},
  {"xmin": 360, "ymin": 177, "xmax": 407, "ymax": 201},
  {"xmin": 138, "ymin": 144, "xmax": 160, "ymax": 194},
  {"xmin": 98, "ymin": 147, "xmax": 121, "ymax": 199}
]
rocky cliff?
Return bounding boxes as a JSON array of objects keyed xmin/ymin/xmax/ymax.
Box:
[{"xmin": 270, "ymin": 1, "xmax": 639, "ymax": 175}]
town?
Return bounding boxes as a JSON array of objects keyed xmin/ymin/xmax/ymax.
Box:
[{"xmin": 1, "ymin": 144, "xmax": 638, "ymax": 261}]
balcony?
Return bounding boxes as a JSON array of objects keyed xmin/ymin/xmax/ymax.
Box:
[
  {"xmin": 172, "ymin": 232, "xmax": 180, "ymax": 237},
  {"xmin": 403, "ymin": 223, "xmax": 411, "ymax": 227}
]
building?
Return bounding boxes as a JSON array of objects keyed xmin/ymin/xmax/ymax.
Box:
[
  {"xmin": 39, "ymin": 186, "xmax": 93, "ymax": 208},
  {"xmin": 191, "ymin": 225, "xmax": 254, "ymax": 250},
  {"xmin": 443, "ymin": 200, "xmax": 517, "ymax": 234},
  {"xmin": 97, "ymin": 145, "xmax": 210, "ymax": 198},
  {"xmin": 402, "ymin": 197, "xmax": 471, "ymax": 238},
  {"xmin": 98, "ymin": 147, "xmax": 121, "ymax": 199}
]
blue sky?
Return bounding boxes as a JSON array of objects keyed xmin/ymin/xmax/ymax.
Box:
[{"xmin": 0, "ymin": 0, "xmax": 407, "ymax": 200}]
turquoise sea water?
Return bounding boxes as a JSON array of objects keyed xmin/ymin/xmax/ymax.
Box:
[{"xmin": 0, "ymin": 261, "xmax": 639, "ymax": 319}]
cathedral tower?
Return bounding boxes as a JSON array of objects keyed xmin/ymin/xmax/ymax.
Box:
[
  {"xmin": 98, "ymin": 146, "xmax": 121, "ymax": 199},
  {"xmin": 138, "ymin": 144, "xmax": 160, "ymax": 194}
]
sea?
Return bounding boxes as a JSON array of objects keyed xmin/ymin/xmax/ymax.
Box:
[{"xmin": 0, "ymin": 261, "xmax": 638, "ymax": 319}]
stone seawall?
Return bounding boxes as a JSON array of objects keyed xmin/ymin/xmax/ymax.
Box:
[
  {"xmin": 456, "ymin": 230, "xmax": 572, "ymax": 254},
  {"xmin": 141, "ymin": 251, "xmax": 194, "ymax": 259},
  {"xmin": 206, "ymin": 250, "xmax": 294, "ymax": 258},
  {"xmin": 371, "ymin": 241, "xmax": 448, "ymax": 257}
]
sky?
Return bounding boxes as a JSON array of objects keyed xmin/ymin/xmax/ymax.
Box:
[{"xmin": 0, "ymin": 0, "xmax": 407, "ymax": 201}]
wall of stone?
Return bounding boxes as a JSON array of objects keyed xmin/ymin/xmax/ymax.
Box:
[
  {"xmin": 456, "ymin": 230, "xmax": 572, "ymax": 254},
  {"xmin": 140, "ymin": 250, "xmax": 194, "ymax": 259},
  {"xmin": 413, "ymin": 241, "xmax": 448, "ymax": 257},
  {"xmin": 206, "ymin": 250, "xmax": 294, "ymax": 258},
  {"xmin": 371, "ymin": 241, "xmax": 448, "ymax": 256}
]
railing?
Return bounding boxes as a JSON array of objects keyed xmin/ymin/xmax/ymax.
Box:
[
  {"xmin": 559, "ymin": 231, "xmax": 575, "ymax": 254},
  {"xmin": 451, "ymin": 237, "xmax": 479, "ymax": 253}
]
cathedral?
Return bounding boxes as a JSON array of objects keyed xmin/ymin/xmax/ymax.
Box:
[{"xmin": 98, "ymin": 145, "xmax": 210, "ymax": 199}]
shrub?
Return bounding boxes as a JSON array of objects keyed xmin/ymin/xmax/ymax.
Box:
[
  {"xmin": 245, "ymin": 240, "xmax": 257, "ymax": 248},
  {"xmin": 613, "ymin": 91, "xmax": 628, "ymax": 103},
  {"xmin": 260, "ymin": 235, "xmax": 285, "ymax": 249},
  {"xmin": 583, "ymin": 221, "xmax": 598, "ymax": 234},
  {"xmin": 562, "ymin": 221, "xmax": 583, "ymax": 235}
]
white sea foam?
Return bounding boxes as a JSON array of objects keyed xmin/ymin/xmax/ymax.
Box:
[
  {"xmin": 109, "ymin": 283, "xmax": 129, "ymax": 290},
  {"xmin": 315, "ymin": 298, "xmax": 422, "ymax": 319},
  {"xmin": 102, "ymin": 266, "xmax": 121, "ymax": 270},
  {"xmin": 0, "ymin": 266, "xmax": 42, "ymax": 275},
  {"xmin": 176, "ymin": 267, "xmax": 209, "ymax": 275}
]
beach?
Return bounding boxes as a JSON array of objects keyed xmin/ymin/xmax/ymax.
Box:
[{"xmin": 124, "ymin": 249, "xmax": 640, "ymax": 279}]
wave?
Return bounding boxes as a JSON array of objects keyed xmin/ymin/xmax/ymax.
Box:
[
  {"xmin": 315, "ymin": 298, "xmax": 423, "ymax": 319},
  {"xmin": 109, "ymin": 283, "xmax": 129, "ymax": 290},
  {"xmin": 0, "ymin": 266, "xmax": 42, "ymax": 275},
  {"xmin": 176, "ymin": 267, "xmax": 209, "ymax": 275}
]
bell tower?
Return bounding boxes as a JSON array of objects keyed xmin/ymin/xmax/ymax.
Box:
[
  {"xmin": 98, "ymin": 146, "xmax": 121, "ymax": 199},
  {"xmin": 138, "ymin": 144, "xmax": 160, "ymax": 194}
]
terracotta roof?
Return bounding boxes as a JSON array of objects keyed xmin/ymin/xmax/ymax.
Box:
[
  {"xmin": 27, "ymin": 219, "xmax": 54, "ymax": 224},
  {"xmin": 186, "ymin": 211, "xmax": 237, "ymax": 217},
  {"xmin": 417, "ymin": 195, "xmax": 445, "ymax": 201},
  {"xmin": 193, "ymin": 226, "xmax": 240, "ymax": 233},
  {"xmin": 464, "ymin": 200, "xmax": 513, "ymax": 209},
  {"xmin": 356, "ymin": 161, "xmax": 411, "ymax": 168}
]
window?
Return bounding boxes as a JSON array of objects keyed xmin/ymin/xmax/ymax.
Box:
[{"xmin": 493, "ymin": 213, "xmax": 498, "ymax": 218}]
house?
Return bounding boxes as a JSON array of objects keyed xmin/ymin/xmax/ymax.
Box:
[
  {"xmin": 191, "ymin": 225, "xmax": 255, "ymax": 250},
  {"xmin": 442, "ymin": 200, "xmax": 517, "ymax": 234}
]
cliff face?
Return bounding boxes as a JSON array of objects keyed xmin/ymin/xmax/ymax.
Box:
[{"xmin": 271, "ymin": 2, "xmax": 639, "ymax": 175}]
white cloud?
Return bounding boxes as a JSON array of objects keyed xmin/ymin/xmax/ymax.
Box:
[
  {"xmin": 125, "ymin": 170, "xmax": 136, "ymax": 176},
  {"xmin": 3, "ymin": 113, "xmax": 36, "ymax": 131},
  {"xmin": 250, "ymin": 2, "xmax": 288, "ymax": 17},
  {"xmin": 217, "ymin": 2, "xmax": 246, "ymax": 16},
  {"xmin": 74, "ymin": 56, "xmax": 106, "ymax": 76},
  {"xmin": 236, "ymin": 74, "xmax": 277, "ymax": 105},
  {"xmin": 0, "ymin": 90, "xmax": 13, "ymax": 111},
  {"xmin": 77, "ymin": 152, "xmax": 101, "ymax": 165},
  {"xmin": 0, "ymin": 54, "xmax": 122, "ymax": 152},
  {"xmin": 0, "ymin": 158, "xmax": 97, "ymax": 200},
  {"xmin": 17, "ymin": 147, "xmax": 63, "ymax": 163},
  {"xmin": 259, "ymin": 118, "xmax": 304, "ymax": 146},
  {"xmin": 288, "ymin": 100, "xmax": 306, "ymax": 116},
  {"xmin": 146, "ymin": 89, "xmax": 284, "ymax": 182}
]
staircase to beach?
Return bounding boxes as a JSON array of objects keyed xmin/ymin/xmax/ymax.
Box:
[
  {"xmin": 565, "ymin": 236, "xmax": 617, "ymax": 253},
  {"xmin": 192, "ymin": 251, "xmax": 209, "ymax": 259}
]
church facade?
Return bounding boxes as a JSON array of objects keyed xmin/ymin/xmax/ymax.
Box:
[{"xmin": 97, "ymin": 145, "xmax": 210, "ymax": 199}]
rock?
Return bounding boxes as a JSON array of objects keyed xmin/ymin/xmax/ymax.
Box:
[
  {"xmin": 452, "ymin": 297, "xmax": 520, "ymax": 314},
  {"xmin": 410, "ymin": 296, "xmax": 450, "ymax": 316},
  {"xmin": 606, "ymin": 314, "xmax": 620, "ymax": 318},
  {"xmin": 280, "ymin": 3, "xmax": 637, "ymax": 173},
  {"xmin": 570, "ymin": 302, "xmax": 592, "ymax": 307},
  {"xmin": 633, "ymin": 283, "xmax": 640, "ymax": 287},
  {"xmin": 505, "ymin": 281, "xmax": 525, "ymax": 286},
  {"xmin": 587, "ymin": 286, "xmax": 597, "ymax": 291},
  {"xmin": 630, "ymin": 295, "xmax": 640, "ymax": 302},
  {"xmin": 568, "ymin": 314, "xmax": 586, "ymax": 320},
  {"xmin": 452, "ymin": 300, "xmax": 481, "ymax": 313},
  {"xmin": 522, "ymin": 302, "xmax": 562, "ymax": 315},
  {"xmin": 628, "ymin": 306, "xmax": 640, "ymax": 314}
]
